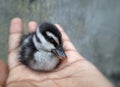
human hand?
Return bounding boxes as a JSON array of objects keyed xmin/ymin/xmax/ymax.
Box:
[
  {"xmin": 6, "ymin": 18, "xmax": 114, "ymax": 87},
  {"xmin": 0, "ymin": 60, "xmax": 8, "ymax": 87}
]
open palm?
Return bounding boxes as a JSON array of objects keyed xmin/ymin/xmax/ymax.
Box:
[{"xmin": 7, "ymin": 18, "xmax": 113, "ymax": 87}]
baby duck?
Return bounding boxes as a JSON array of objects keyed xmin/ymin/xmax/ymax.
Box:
[{"xmin": 19, "ymin": 22, "xmax": 67, "ymax": 71}]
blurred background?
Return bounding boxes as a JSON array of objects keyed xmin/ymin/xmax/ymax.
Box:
[{"xmin": 0, "ymin": 0, "xmax": 120, "ymax": 86}]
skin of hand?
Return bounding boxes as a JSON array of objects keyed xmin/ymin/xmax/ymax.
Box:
[
  {"xmin": 0, "ymin": 60, "xmax": 8, "ymax": 87},
  {"xmin": 6, "ymin": 18, "xmax": 114, "ymax": 87}
]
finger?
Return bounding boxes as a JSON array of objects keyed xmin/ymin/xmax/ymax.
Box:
[
  {"xmin": 8, "ymin": 18, "xmax": 23, "ymax": 53},
  {"xmin": 28, "ymin": 21, "xmax": 37, "ymax": 33},
  {"xmin": 55, "ymin": 24, "xmax": 70, "ymax": 41},
  {"xmin": 8, "ymin": 18, "xmax": 23, "ymax": 69},
  {"xmin": 0, "ymin": 60, "xmax": 8, "ymax": 86},
  {"xmin": 55, "ymin": 24, "xmax": 76, "ymax": 51}
]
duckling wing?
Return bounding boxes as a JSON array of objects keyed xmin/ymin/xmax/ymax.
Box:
[{"xmin": 19, "ymin": 33, "xmax": 37, "ymax": 65}]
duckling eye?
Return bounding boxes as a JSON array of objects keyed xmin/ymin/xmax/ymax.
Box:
[
  {"xmin": 46, "ymin": 36, "xmax": 58, "ymax": 47},
  {"xmin": 48, "ymin": 36, "xmax": 53, "ymax": 40},
  {"xmin": 47, "ymin": 36, "xmax": 54, "ymax": 42}
]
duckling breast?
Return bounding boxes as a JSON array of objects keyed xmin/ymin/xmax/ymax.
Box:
[{"xmin": 28, "ymin": 50, "xmax": 60, "ymax": 71}]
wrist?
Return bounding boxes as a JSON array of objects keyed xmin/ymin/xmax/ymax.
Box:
[{"xmin": 79, "ymin": 60, "xmax": 114, "ymax": 87}]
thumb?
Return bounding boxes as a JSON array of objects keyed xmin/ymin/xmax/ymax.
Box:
[
  {"xmin": 55, "ymin": 24, "xmax": 77, "ymax": 51},
  {"xmin": 55, "ymin": 24, "xmax": 84, "ymax": 64}
]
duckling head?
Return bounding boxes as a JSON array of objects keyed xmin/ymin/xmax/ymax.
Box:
[{"xmin": 33, "ymin": 22, "xmax": 67, "ymax": 60}]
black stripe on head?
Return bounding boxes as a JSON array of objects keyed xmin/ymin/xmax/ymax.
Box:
[
  {"xmin": 35, "ymin": 32, "xmax": 41, "ymax": 43},
  {"xmin": 45, "ymin": 35, "xmax": 58, "ymax": 47},
  {"xmin": 39, "ymin": 22, "xmax": 62, "ymax": 45}
]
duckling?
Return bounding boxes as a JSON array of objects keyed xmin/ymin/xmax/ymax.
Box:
[{"xmin": 19, "ymin": 22, "xmax": 67, "ymax": 71}]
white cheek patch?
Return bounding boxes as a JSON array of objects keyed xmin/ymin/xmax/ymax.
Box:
[
  {"xmin": 46, "ymin": 31, "xmax": 59, "ymax": 44},
  {"xmin": 32, "ymin": 28, "xmax": 55, "ymax": 51}
]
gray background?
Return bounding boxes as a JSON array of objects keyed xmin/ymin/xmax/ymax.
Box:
[{"xmin": 0, "ymin": 0, "xmax": 120, "ymax": 86}]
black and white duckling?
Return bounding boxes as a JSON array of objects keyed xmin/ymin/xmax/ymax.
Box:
[{"xmin": 19, "ymin": 22, "xmax": 67, "ymax": 71}]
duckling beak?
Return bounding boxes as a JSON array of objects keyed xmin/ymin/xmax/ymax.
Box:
[{"xmin": 51, "ymin": 45, "xmax": 67, "ymax": 60}]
